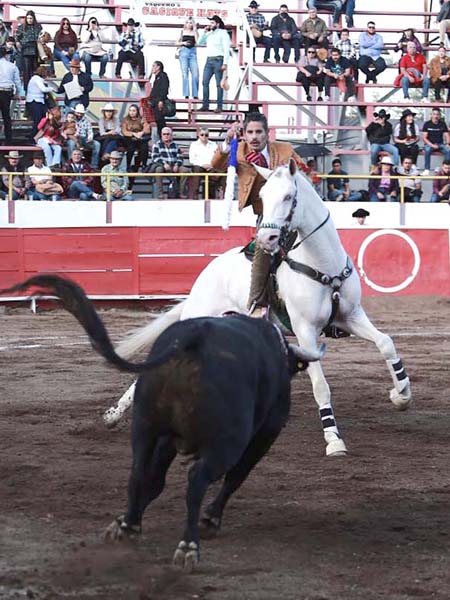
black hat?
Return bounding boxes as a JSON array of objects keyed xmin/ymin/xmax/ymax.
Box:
[
  {"xmin": 123, "ymin": 17, "xmax": 139, "ymax": 26},
  {"xmin": 401, "ymin": 108, "xmax": 416, "ymax": 118},
  {"xmin": 249, "ymin": 1, "xmax": 260, "ymax": 7},
  {"xmin": 32, "ymin": 151, "xmax": 45, "ymax": 160},
  {"xmin": 352, "ymin": 208, "xmax": 370, "ymax": 218},
  {"xmin": 373, "ymin": 108, "xmax": 390, "ymax": 120},
  {"xmin": 209, "ymin": 15, "xmax": 225, "ymax": 28}
]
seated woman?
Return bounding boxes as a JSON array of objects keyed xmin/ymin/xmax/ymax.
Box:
[
  {"xmin": 393, "ymin": 108, "xmax": 419, "ymax": 165},
  {"xmin": 53, "ymin": 18, "xmax": 79, "ymax": 71},
  {"xmin": 368, "ymin": 156, "xmax": 400, "ymax": 202},
  {"xmin": 35, "ymin": 106, "xmax": 63, "ymax": 168},
  {"xmin": 79, "ymin": 17, "xmax": 109, "ymax": 78},
  {"xmin": 98, "ymin": 103, "xmax": 121, "ymax": 160},
  {"xmin": 121, "ymin": 103, "xmax": 150, "ymax": 173},
  {"xmin": 394, "ymin": 28, "xmax": 423, "ymax": 55},
  {"xmin": 429, "ymin": 46, "xmax": 450, "ymax": 102}
]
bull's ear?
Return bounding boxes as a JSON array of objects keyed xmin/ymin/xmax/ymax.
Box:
[
  {"xmin": 253, "ymin": 164, "xmax": 273, "ymax": 180},
  {"xmin": 288, "ymin": 157, "xmax": 297, "ymax": 177}
]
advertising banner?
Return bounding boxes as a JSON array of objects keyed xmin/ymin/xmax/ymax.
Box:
[{"xmin": 133, "ymin": 0, "xmax": 239, "ymax": 25}]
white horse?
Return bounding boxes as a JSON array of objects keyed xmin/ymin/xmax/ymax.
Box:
[{"xmin": 105, "ymin": 159, "xmax": 412, "ymax": 456}]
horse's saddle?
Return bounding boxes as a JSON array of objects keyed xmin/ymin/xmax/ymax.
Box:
[{"xmin": 242, "ymin": 239, "xmax": 351, "ymax": 339}]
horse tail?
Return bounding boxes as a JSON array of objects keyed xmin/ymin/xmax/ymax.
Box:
[
  {"xmin": 0, "ymin": 275, "xmax": 186, "ymax": 375},
  {"xmin": 115, "ymin": 300, "xmax": 185, "ymax": 360}
]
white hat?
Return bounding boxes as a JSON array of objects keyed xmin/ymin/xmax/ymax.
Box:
[
  {"xmin": 380, "ymin": 155, "xmax": 394, "ymax": 166},
  {"xmin": 101, "ymin": 103, "xmax": 116, "ymax": 112},
  {"xmin": 74, "ymin": 103, "xmax": 86, "ymax": 114}
]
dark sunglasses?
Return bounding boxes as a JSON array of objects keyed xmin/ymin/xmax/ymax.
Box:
[
  {"xmin": 199, "ymin": 133, "xmax": 209, "ymax": 137},
  {"xmin": 307, "ymin": 50, "xmax": 316, "ymax": 54}
]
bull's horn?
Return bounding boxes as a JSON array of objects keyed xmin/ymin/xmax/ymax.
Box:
[
  {"xmin": 289, "ymin": 342, "xmax": 326, "ymax": 363},
  {"xmin": 253, "ymin": 164, "xmax": 273, "ymax": 180}
]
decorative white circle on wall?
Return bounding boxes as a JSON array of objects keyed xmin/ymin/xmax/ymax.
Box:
[{"xmin": 357, "ymin": 229, "xmax": 421, "ymax": 293}]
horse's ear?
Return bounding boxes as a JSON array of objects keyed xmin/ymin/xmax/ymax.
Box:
[
  {"xmin": 253, "ymin": 164, "xmax": 273, "ymax": 180},
  {"xmin": 288, "ymin": 157, "xmax": 297, "ymax": 177}
]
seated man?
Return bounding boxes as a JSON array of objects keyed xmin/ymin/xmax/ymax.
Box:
[
  {"xmin": 189, "ymin": 127, "xmax": 220, "ymax": 198},
  {"xmin": 246, "ymin": 1, "xmax": 272, "ymax": 63},
  {"xmin": 296, "ymin": 46, "xmax": 325, "ymax": 101},
  {"xmin": 62, "ymin": 148, "xmax": 102, "ymax": 200},
  {"xmin": 394, "ymin": 41, "xmax": 430, "ymax": 102},
  {"xmin": 25, "ymin": 151, "xmax": 62, "ymax": 201},
  {"xmin": 116, "ymin": 18, "xmax": 145, "ymax": 78},
  {"xmin": 68, "ymin": 104, "xmax": 101, "ymax": 169},
  {"xmin": 431, "ymin": 159, "xmax": 450, "ymax": 202},
  {"xmin": 300, "ymin": 7, "xmax": 329, "ymax": 52},
  {"xmin": 334, "ymin": 28, "xmax": 359, "ymax": 82},
  {"xmin": 271, "ymin": 4, "xmax": 302, "ymax": 63},
  {"xmin": 358, "ymin": 21, "xmax": 386, "ymax": 84},
  {"xmin": 101, "ymin": 150, "xmax": 133, "ymax": 201},
  {"xmin": 148, "ymin": 127, "xmax": 190, "ymax": 198},
  {"xmin": 1, "ymin": 150, "xmax": 27, "ymax": 200},
  {"xmin": 421, "ymin": 107, "xmax": 450, "ymax": 175},
  {"xmin": 365, "ymin": 109, "xmax": 400, "ymax": 166},
  {"xmin": 324, "ymin": 47, "xmax": 356, "ymax": 101},
  {"xmin": 396, "ymin": 156, "xmax": 422, "ymax": 203},
  {"xmin": 327, "ymin": 158, "xmax": 362, "ymax": 201}
]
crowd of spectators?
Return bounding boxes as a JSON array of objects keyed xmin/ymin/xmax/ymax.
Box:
[{"xmin": 1, "ymin": 2, "xmax": 450, "ymax": 203}]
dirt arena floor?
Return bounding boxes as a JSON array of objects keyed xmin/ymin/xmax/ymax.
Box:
[{"xmin": 1, "ymin": 295, "xmax": 450, "ymax": 600}]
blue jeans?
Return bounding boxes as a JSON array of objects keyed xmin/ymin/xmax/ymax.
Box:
[
  {"xmin": 53, "ymin": 48, "xmax": 80, "ymax": 71},
  {"xmin": 423, "ymin": 143, "xmax": 450, "ymax": 169},
  {"xmin": 370, "ymin": 190, "xmax": 398, "ymax": 202},
  {"xmin": 370, "ymin": 143, "xmax": 400, "ymax": 166},
  {"xmin": 307, "ymin": 0, "xmax": 343, "ymax": 22},
  {"xmin": 179, "ymin": 47, "xmax": 199, "ymax": 98},
  {"xmin": 202, "ymin": 57, "xmax": 223, "ymax": 109},
  {"xmin": 431, "ymin": 191, "xmax": 449, "ymax": 202},
  {"xmin": 328, "ymin": 188, "xmax": 362, "ymax": 201},
  {"xmin": 68, "ymin": 181, "xmax": 95, "ymax": 200},
  {"xmin": 82, "ymin": 51, "xmax": 108, "ymax": 77},
  {"xmin": 401, "ymin": 71, "xmax": 430, "ymax": 99},
  {"xmin": 67, "ymin": 137, "xmax": 100, "ymax": 168},
  {"xmin": 37, "ymin": 139, "xmax": 62, "ymax": 167},
  {"xmin": 30, "ymin": 189, "xmax": 62, "ymax": 201}
]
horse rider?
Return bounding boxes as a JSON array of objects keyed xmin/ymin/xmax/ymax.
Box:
[{"xmin": 211, "ymin": 112, "xmax": 309, "ymax": 318}]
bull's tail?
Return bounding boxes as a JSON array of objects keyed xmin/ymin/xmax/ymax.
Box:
[
  {"xmin": 115, "ymin": 300, "xmax": 185, "ymax": 360},
  {"xmin": 0, "ymin": 275, "xmax": 188, "ymax": 374}
]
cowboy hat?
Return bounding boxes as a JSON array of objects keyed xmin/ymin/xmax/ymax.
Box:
[
  {"xmin": 69, "ymin": 58, "xmax": 81, "ymax": 68},
  {"xmin": 32, "ymin": 151, "xmax": 45, "ymax": 160},
  {"xmin": 123, "ymin": 17, "xmax": 139, "ymax": 26},
  {"xmin": 4, "ymin": 150, "xmax": 23, "ymax": 159},
  {"xmin": 101, "ymin": 103, "xmax": 117, "ymax": 112},
  {"xmin": 249, "ymin": 1, "xmax": 260, "ymax": 7},
  {"xmin": 74, "ymin": 103, "xmax": 86, "ymax": 114},
  {"xmin": 380, "ymin": 155, "xmax": 394, "ymax": 166},
  {"xmin": 373, "ymin": 108, "xmax": 390, "ymax": 120},
  {"xmin": 401, "ymin": 108, "xmax": 416, "ymax": 118},
  {"xmin": 109, "ymin": 150, "xmax": 123, "ymax": 159}
]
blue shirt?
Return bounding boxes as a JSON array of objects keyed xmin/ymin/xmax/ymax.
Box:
[
  {"xmin": 0, "ymin": 56, "xmax": 21, "ymax": 92},
  {"xmin": 358, "ymin": 31, "xmax": 384, "ymax": 59}
]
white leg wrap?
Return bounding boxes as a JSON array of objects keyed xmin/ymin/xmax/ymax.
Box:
[
  {"xmin": 320, "ymin": 405, "xmax": 348, "ymax": 456},
  {"xmin": 103, "ymin": 380, "xmax": 136, "ymax": 428},
  {"xmin": 387, "ymin": 358, "xmax": 412, "ymax": 410}
]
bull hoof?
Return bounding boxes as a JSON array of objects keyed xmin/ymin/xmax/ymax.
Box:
[
  {"xmin": 326, "ymin": 438, "xmax": 348, "ymax": 457},
  {"xmin": 104, "ymin": 515, "xmax": 141, "ymax": 542},
  {"xmin": 173, "ymin": 541, "xmax": 199, "ymax": 572},
  {"xmin": 103, "ymin": 407, "xmax": 121, "ymax": 428},
  {"xmin": 199, "ymin": 515, "xmax": 221, "ymax": 539},
  {"xmin": 390, "ymin": 385, "xmax": 412, "ymax": 411}
]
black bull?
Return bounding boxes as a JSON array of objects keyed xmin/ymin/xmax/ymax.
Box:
[{"xmin": 0, "ymin": 275, "xmax": 324, "ymax": 571}]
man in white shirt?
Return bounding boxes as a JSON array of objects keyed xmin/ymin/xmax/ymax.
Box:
[
  {"xmin": 26, "ymin": 151, "xmax": 61, "ymax": 200},
  {"xmin": 189, "ymin": 127, "xmax": 220, "ymax": 198},
  {"xmin": 0, "ymin": 46, "xmax": 22, "ymax": 143},
  {"xmin": 198, "ymin": 15, "xmax": 231, "ymax": 113}
]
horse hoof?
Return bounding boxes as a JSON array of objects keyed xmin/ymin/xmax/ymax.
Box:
[
  {"xmin": 199, "ymin": 515, "xmax": 221, "ymax": 539},
  {"xmin": 104, "ymin": 515, "xmax": 141, "ymax": 542},
  {"xmin": 173, "ymin": 541, "xmax": 199, "ymax": 572},
  {"xmin": 326, "ymin": 438, "xmax": 348, "ymax": 456},
  {"xmin": 390, "ymin": 386, "xmax": 412, "ymax": 411}
]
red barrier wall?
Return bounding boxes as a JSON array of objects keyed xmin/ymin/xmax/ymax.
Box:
[{"xmin": 0, "ymin": 227, "xmax": 448, "ymax": 297}]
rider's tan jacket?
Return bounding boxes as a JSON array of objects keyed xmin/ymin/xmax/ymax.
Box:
[{"xmin": 211, "ymin": 141, "xmax": 308, "ymax": 215}]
